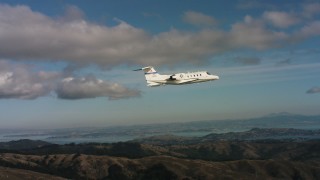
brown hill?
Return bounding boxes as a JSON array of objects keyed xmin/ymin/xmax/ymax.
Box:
[
  {"xmin": 2, "ymin": 140, "xmax": 320, "ymax": 162},
  {"xmin": 1, "ymin": 138, "xmax": 320, "ymax": 179},
  {"xmin": 158, "ymin": 140, "xmax": 320, "ymax": 161},
  {"xmin": 0, "ymin": 166, "xmax": 66, "ymax": 180},
  {"xmin": 0, "ymin": 153, "xmax": 320, "ymax": 180}
]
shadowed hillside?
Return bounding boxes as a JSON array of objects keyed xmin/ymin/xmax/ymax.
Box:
[
  {"xmin": 1, "ymin": 154, "xmax": 320, "ymax": 180},
  {"xmin": 1, "ymin": 128, "xmax": 320, "ymax": 179},
  {"xmin": 0, "ymin": 139, "xmax": 52, "ymax": 150},
  {"xmin": 0, "ymin": 166, "xmax": 66, "ymax": 180}
]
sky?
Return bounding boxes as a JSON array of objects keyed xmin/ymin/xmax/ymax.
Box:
[{"xmin": 0, "ymin": 0, "xmax": 319, "ymax": 129}]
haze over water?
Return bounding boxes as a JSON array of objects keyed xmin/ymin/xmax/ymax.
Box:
[{"xmin": 1, "ymin": 113, "xmax": 320, "ymax": 144}]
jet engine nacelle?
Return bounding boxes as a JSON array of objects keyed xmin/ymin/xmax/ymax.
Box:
[
  {"xmin": 171, "ymin": 73, "xmax": 184, "ymax": 80},
  {"xmin": 169, "ymin": 74, "xmax": 177, "ymax": 80}
]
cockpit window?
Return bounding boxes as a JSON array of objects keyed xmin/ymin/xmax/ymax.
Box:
[{"xmin": 206, "ymin": 72, "xmax": 211, "ymax": 75}]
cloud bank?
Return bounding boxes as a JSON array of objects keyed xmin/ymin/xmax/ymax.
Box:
[
  {"xmin": 0, "ymin": 4, "xmax": 319, "ymax": 68},
  {"xmin": 0, "ymin": 60, "xmax": 140, "ymax": 100},
  {"xmin": 56, "ymin": 76, "xmax": 141, "ymax": 100},
  {"xmin": 0, "ymin": 61, "xmax": 60, "ymax": 99},
  {"xmin": 263, "ymin": 11, "xmax": 300, "ymax": 28}
]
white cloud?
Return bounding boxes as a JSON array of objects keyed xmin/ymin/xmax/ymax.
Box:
[
  {"xmin": 0, "ymin": 4, "xmax": 291, "ymax": 68},
  {"xmin": 290, "ymin": 21, "xmax": 320, "ymax": 42},
  {"xmin": 300, "ymin": 21, "xmax": 320, "ymax": 37},
  {"xmin": 230, "ymin": 16, "xmax": 288, "ymax": 49},
  {"xmin": 303, "ymin": 2, "xmax": 320, "ymax": 18},
  {"xmin": 183, "ymin": 11, "xmax": 217, "ymax": 26},
  {"xmin": 0, "ymin": 4, "xmax": 319, "ymax": 69},
  {"xmin": 263, "ymin": 11, "xmax": 300, "ymax": 28},
  {"xmin": 56, "ymin": 76, "xmax": 141, "ymax": 100},
  {"xmin": 0, "ymin": 4, "xmax": 149, "ymax": 67},
  {"xmin": 0, "ymin": 60, "xmax": 140, "ymax": 100},
  {"xmin": 0, "ymin": 61, "xmax": 61, "ymax": 99}
]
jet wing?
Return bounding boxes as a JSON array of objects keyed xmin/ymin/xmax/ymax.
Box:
[
  {"xmin": 165, "ymin": 74, "xmax": 198, "ymax": 84},
  {"xmin": 178, "ymin": 79, "xmax": 198, "ymax": 83},
  {"xmin": 165, "ymin": 77, "xmax": 198, "ymax": 83}
]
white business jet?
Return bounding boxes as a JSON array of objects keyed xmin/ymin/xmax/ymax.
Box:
[{"xmin": 134, "ymin": 66, "xmax": 219, "ymax": 87}]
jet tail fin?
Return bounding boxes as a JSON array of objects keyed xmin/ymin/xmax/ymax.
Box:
[
  {"xmin": 134, "ymin": 66, "xmax": 159, "ymax": 74},
  {"xmin": 143, "ymin": 66, "xmax": 158, "ymax": 74},
  {"xmin": 134, "ymin": 66, "xmax": 161, "ymax": 84}
]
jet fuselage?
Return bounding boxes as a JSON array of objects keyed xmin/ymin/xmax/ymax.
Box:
[{"xmin": 135, "ymin": 66, "xmax": 219, "ymax": 87}]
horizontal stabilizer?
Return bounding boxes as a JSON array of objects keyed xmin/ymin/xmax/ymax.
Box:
[
  {"xmin": 133, "ymin": 68, "xmax": 142, "ymax": 71},
  {"xmin": 147, "ymin": 82, "xmax": 161, "ymax": 87}
]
